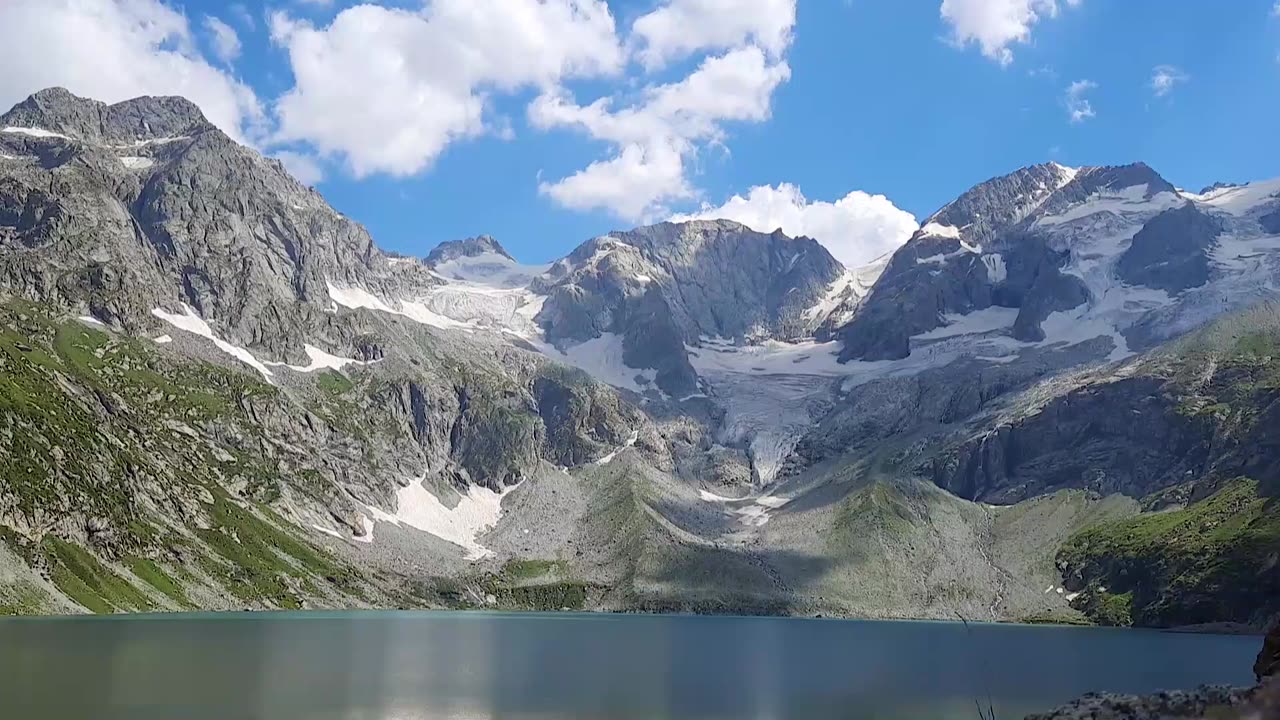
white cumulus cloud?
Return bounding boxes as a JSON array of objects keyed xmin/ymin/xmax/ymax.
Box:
[
  {"xmin": 203, "ymin": 15, "xmax": 242, "ymax": 65},
  {"xmin": 671, "ymin": 184, "xmax": 919, "ymax": 268},
  {"xmin": 269, "ymin": 0, "xmax": 623, "ymax": 178},
  {"xmin": 1149, "ymin": 65, "xmax": 1188, "ymax": 97},
  {"xmin": 532, "ymin": 43, "xmax": 791, "ymax": 220},
  {"xmin": 0, "ymin": 0, "xmax": 263, "ymax": 143},
  {"xmin": 940, "ymin": 0, "xmax": 1080, "ymax": 66},
  {"xmin": 631, "ymin": 0, "xmax": 795, "ymax": 70},
  {"xmin": 1065, "ymin": 79, "xmax": 1096, "ymax": 123}
]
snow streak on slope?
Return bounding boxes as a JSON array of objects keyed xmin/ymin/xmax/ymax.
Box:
[
  {"xmin": 151, "ymin": 305, "xmax": 274, "ymax": 379},
  {"xmin": 804, "ymin": 254, "xmax": 889, "ymax": 325},
  {"xmin": 1, "ymin": 126, "xmax": 70, "ymax": 139},
  {"xmin": 264, "ymin": 344, "xmax": 370, "ymax": 373},
  {"xmin": 153, "ymin": 305, "xmax": 371, "ymax": 379},
  {"xmin": 914, "ymin": 307, "xmax": 1019, "ymax": 340},
  {"xmin": 326, "ymin": 281, "xmax": 477, "ymax": 330},
  {"xmin": 594, "ymin": 429, "xmax": 640, "ymax": 465},
  {"xmin": 1038, "ymin": 185, "xmax": 1183, "ymax": 226}
]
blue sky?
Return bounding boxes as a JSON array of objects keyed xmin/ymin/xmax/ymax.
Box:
[{"xmin": 1, "ymin": 1, "xmax": 1278, "ymax": 265}]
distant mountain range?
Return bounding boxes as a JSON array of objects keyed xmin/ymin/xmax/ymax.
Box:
[{"xmin": 1, "ymin": 88, "xmax": 1276, "ymax": 629}]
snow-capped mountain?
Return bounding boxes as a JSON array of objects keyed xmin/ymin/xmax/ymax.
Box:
[
  {"xmin": 836, "ymin": 162, "xmax": 1280, "ymax": 364},
  {"xmin": 3, "ymin": 88, "xmax": 1279, "ymax": 629}
]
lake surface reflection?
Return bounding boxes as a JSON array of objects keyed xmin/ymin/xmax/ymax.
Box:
[{"xmin": 0, "ymin": 612, "xmax": 1259, "ymax": 719}]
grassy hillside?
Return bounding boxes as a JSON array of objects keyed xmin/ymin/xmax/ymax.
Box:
[
  {"xmin": 1058, "ymin": 305, "xmax": 1280, "ymax": 627},
  {"xmin": 1059, "ymin": 478, "xmax": 1280, "ymax": 627},
  {"xmin": 0, "ymin": 299, "xmax": 393, "ymax": 613}
]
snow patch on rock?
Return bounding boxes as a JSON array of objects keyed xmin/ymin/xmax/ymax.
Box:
[
  {"xmin": 531, "ymin": 333, "xmax": 658, "ymax": 393},
  {"xmin": 364, "ymin": 477, "xmax": 517, "ymax": 560},
  {"xmin": 312, "ymin": 525, "xmax": 343, "ymax": 540},
  {"xmin": 913, "ymin": 307, "xmax": 1019, "ymax": 341},
  {"xmin": 921, "ymin": 222, "xmax": 961, "ymax": 238},
  {"xmin": 119, "ymin": 156, "xmax": 154, "ymax": 170},
  {"xmin": 2, "ymin": 126, "xmax": 69, "ymax": 140}
]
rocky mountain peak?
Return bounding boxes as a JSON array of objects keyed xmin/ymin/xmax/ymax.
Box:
[
  {"xmin": 1, "ymin": 87, "xmax": 214, "ymax": 144},
  {"xmin": 1067, "ymin": 161, "xmax": 1174, "ymax": 197},
  {"xmin": 0, "ymin": 87, "xmax": 440, "ymax": 361},
  {"xmin": 1031, "ymin": 162, "xmax": 1178, "ymax": 220},
  {"xmin": 922, "ymin": 162, "xmax": 1078, "ymax": 247},
  {"xmin": 1199, "ymin": 181, "xmax": 1242, "ymax": 194},
  {"xmin": 426, "ymin": 235, "xmax": 515, "ymax": 265}
]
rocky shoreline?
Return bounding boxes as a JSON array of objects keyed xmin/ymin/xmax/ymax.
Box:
[{"xmin": 1028, "ymin": 623, "xmax": 1280, "ymax": 719}]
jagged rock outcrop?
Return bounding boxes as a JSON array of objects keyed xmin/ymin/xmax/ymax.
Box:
[
  {"xmin": 532, "ymin": 220, "xmax": 842, "ymax": 393},
  {"xmin": 1117, "ymin": 203, "xmax": 1222, "ymax": 293},
  {"xmin": 835, "ymin": 163, "xmax": 1082, "ymax": 360},
  {"xmin": 1024, "ymin": 685, "xmax": 1253, "ymax": 720},
  {"xmin": 1258, "ymin": 623, "xmax": 1280, "ymax": 682},
  {"xmin": 926, "ymin": 375, "xmax": 1213, "ymax": 504}
]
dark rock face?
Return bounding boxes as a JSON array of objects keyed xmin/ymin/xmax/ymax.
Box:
[
  {"xmin": 835, "ymin": 250, "xmax": 993, "ymax": 361},
  {"xmin": 926, "ymin": 376, "xmax": 1215, "ymax": 503},
  {"xmin": 926, "ymin": 162, "xmax": 1075, "ymax": 247},
  {"xmin": 1258, "ymin": 623, "xmax": 1280, "ymax": 682},
  {"xmin": 618, "ymin": 288, "xmax": 698, "ymax": 396},
  {"xmin": 835, "ymin": 230, "xmax": 1084, "ymax": 360},
  {"xmin": 1117, "ymin": 204, "xmax": 1222, "ymax": 293},
  {"xmin": 425, "ymin": 235, "xmax": 514, "ymax": 265},
  {"xmin": 1260, "ymin": 208, "xmax": 1280, "ymax": 235},
  {"xmin": 533, "ymin": 220, "xmax": 841, "ymax": 393},
  {"xmin": 539, "ymin": 221, "xmax": 842, "ymax": 343},
  {"xmin": 532, "ymin": 367, "xmax": 643, "ymax": 468},
  {"xmin": 1010, "ymin": 249, "xmax": 1090, "ymax": 342},
  {"xmin": 1200, "ymin": 181, "xmax": 1241, "ymax": 194}
]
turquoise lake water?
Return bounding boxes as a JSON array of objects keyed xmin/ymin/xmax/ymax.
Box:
[{"xmin": 0, "ymin": 612, "xmax": 1260, "ymax": 719}]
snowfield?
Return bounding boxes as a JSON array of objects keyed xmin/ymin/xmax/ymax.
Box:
[{"xmin": 364, "ymin": 477, "xmax": 518, "ymax": 560}]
